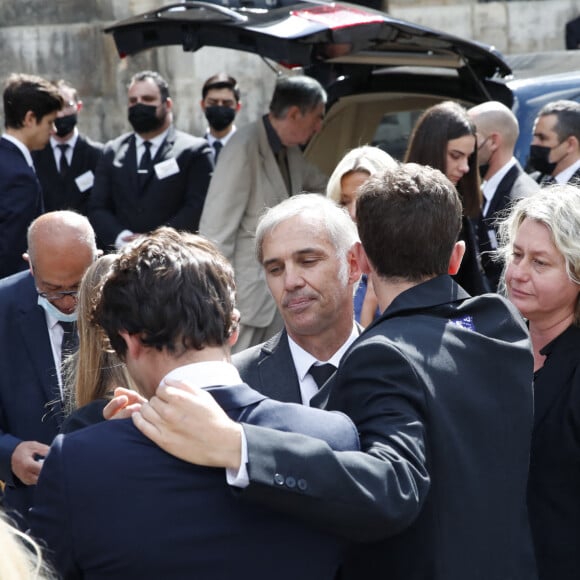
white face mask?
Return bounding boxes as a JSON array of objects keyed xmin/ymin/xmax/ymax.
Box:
[{"xmin": 38, "ymin": 296, "xmax": 78, "ymax": 323}]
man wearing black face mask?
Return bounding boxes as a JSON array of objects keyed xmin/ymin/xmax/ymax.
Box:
[
  {"xmin": 468, "ymin": 101, "xmax": 538, "ymax": 292},
  {"xmin": 89, "ymin": 70, "xmax": 213, "ymax": 251},
  {"xmin": 200, "ymin": 73, "xmax": 241, "ymax": 165},
  {"xmin": 32, "ymin": 80, "xmax": 103, "ymax": 216},
  {"xmin": 529, "ymin": 100, "xmax": 580, "ymax": 186}
]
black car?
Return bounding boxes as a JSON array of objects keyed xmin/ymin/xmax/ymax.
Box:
[{"xmin": 105, "ymin": 0, "xmax": 580, "ymax": 174}]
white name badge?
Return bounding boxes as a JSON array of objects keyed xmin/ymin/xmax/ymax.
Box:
[
  {"xmin": 75, "ymin": 170, "xmax": 94, "ymax": 193},
  {"xmin": 154, "ymin": 158, "xmax": 180, "ymax": 180}
]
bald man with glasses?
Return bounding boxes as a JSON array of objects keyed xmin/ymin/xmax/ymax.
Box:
[{"xmin": 0, "ymin": 210, "xmax": 97, "ymax": 529}]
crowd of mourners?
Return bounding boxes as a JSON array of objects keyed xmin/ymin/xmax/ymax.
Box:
[{"xmin": 0, "ymin": 69, "xmax": 579, "ymax": 580}]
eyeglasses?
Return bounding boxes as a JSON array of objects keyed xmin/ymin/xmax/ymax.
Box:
[{"xmin": 36, "ymin": 288, "xmax": 79, "ymax": 301}]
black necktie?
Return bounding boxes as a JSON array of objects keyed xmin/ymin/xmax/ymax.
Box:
[
  {"xmin": 138, "ymin": 141, "xmax": 153, "ymax": 188},
  {"xmin": 213, "ymin": 141, "xmax": 223, "ymax": 164},
  {"xmin": 309, "ymin": 363, "xmax": 336, "ymax": 389},
  {"xmin": 57, "ymin": 144, "xmax": 69, "ymax": 178},
  {"xmin": 59, "ymin": 321, "xmax": 79, "ymax": 364}
]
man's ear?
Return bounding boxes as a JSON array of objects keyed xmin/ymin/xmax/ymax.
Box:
[
  {"xmin": 76, "ymin": 100, "xmax": 83, "ymax": 113},
  {"xmin": 22, "ymin": 110, "xmax": 37, "ymax": 128},
  {"xmin": 353, "ymin": 241, "xmax": 371, "ymax": 276},
  {"xmin": 286, "ymin": 105, "xmax": 301, "ymax": 122},
  {"xmin": 448, "ymin": 241, "xmax": 466, "ymax": 275},
  {"xmin": 164, "ymin": 97, "xmax": 174, "ymax": 112},
  {"xmin": 227, "ymin": 309, "xmax": 241, "ymax": 348},
  {"xmin": 347, "ymin": 243, "xmax": 363, "ymax": 284},
  {"xmin": 235, "ymin": 101, "xmax": 242, "ymax": 112},
  {"xmin": 119, "ymin": 330, "xmax": 142, "ymax": 360}
]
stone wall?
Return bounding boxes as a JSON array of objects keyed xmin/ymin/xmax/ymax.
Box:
[{"xmin": 0, "ymin": 0, "xmax": 577, "ymax": 143}]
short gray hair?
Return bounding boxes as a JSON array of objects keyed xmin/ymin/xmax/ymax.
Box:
[
  {"xmin": 269, "ymin": 76, "xmax": 326, "ymax": 119},
  {"xmin": 256, "ymin": 193, "xmax": 359, "ymax": 283},
  {"xmin": 498, "ymin": 184, "xmax": 580, "ymax": 323}
]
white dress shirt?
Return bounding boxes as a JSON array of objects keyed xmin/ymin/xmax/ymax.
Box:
[
  {"xmin": 555, "ymin": 158, "xmax": 580, "ymax": 184},
  {"xmin": 50, "ymin": 129, "xmax": 78, "ymax": 167},
  {"xmin": 481, "ymin": 157, "xmax": 517, "ymax": 217}
]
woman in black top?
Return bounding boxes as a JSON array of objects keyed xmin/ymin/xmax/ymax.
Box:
[
  {"xmin": 405, "ymin": 101, "xmax": 489, "ymax": 295},
  {"xmin": 499, "ymin": 184, "xmax": 580, "ymax": 580}
]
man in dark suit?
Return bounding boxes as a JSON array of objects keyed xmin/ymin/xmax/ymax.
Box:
[
  {"xmin": 0, "ymin": 211, "xmax": 97, "ymax": 528},
  {"xmin": 468, "ymin": 101, "xmax": 539, "ymax": 291},
  {"xmin": 528, "ymin": 100, "xmax": 580, "ymax": 186},
  {"xmin": 0, "ymin": 73, "xmax": 63, "ymax": 279},
  {"xmin": 233, "ymin": 194, "xmax": 361, "ymax": 405},
  {"xmin": 32, "ymin": 80, "xmax": 103, "ymax": 215},
  {"xmin": 131, "ymin": 164, "xmax": 538, "ymax": 580},
  {"xmin": 30, "ymin": 227, "xmax": 358, "ymax": 579},
  {"xmin": 89, "ymin": 70, "xmax": 213, "ymax": 251}
]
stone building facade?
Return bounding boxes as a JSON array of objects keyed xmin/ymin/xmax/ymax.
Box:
[{"xmin": 0, "ymin": 0, "xmax": 577, "ymax": 142}]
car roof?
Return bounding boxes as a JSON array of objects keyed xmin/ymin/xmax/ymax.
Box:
[{"xmin": 106, "ymin": 0, "xmax": 512, "ymax": 98}]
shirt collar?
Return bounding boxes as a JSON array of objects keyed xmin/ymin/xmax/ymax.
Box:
[
  {"xmin": 50, "ymin": 129, "xmax": 79, "ymax": 150},
  {"xmin": 205, "ymin": 127, "xmax": 236, "ymax": 147},
  {"xmin": 555, "ymin": 158, "xmax": 580, "ymax": 184},
  {"xmin": 135, "ymin": 127, "xmax": 169, "ymax": 150},
  {"xmin": 162, "ymin": 361, "xmax": 242, "ymax": 389},
  {"xmin": 482, "ymin": 157, "xmax": 517, "ymax": 201},
  {"xmin": 287, "ymin": 325, "xmax": 359, "ymax": 382},
  {"xmin": 2, "ymin": 133, "xmax": 34, "ymax": 168}
]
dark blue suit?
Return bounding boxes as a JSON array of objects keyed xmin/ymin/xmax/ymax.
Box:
[
  {"xmin": 30, "ymin": 382, "xmax": 359, "ymax": 580},
  {"xmin": 0, "ymin": 271, "xmax": 62, "ymax": 524},
  {"xmin": 0, "ymin": 137, "xmax": 43, "ymax": 278}
]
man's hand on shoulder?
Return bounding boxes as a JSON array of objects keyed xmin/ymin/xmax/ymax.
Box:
[
  {"xmin": 132, "ymin": 378, "xmax": 243, "ymax": 470},
  {"xmin": 102, "ymin": 387, "xmax": 147, "ymax": 420},
  {"xmin": 11, "ymin": 441, "xmax": 50, "ymax": 485}
]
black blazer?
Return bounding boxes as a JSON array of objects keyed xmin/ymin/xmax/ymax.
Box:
[
  {"xmin": 477, "ymin": 162, "xmax": 537, "ymax": 291},
  {"xmin": 233, "ymin": 330, "xmax": 302, "ymax": 403},
  {"xmin": 241, "ymin": 275, "xmax": 537, "ymax": 580},
  {"xmin": 528, "ymin": 325, "xmax": 580, "ymax": 580},
  {"xmin": 32, "ymin": 134, "xmax": 103, "ymax": 215},
  {"xmin": 565, "ymin": 15, "xmax": 580, "ymax": 49},
  {"xmin": 0, "ymin": 271, "xmax": 63, "ymax": 527},
  {"xmin": 30, "ymin": 382, "xmax": 359, "ymax": 579},
  {"xmin": 88, "ymin": 126, "xmax": 213, "ymax": 250},
  {"xmin": 0, "ymin": 137, "xmax": 43, "ymax": 278}
]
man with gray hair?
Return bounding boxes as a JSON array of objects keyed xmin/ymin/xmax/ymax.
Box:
[
  {"xmin": 0, "ymin": 211, "xmax": 97, "ymax": 528},
  {"xmin": 468, "ymin": 101, "xmax": 539, "ymax": 291},
  {"xmin": 233, "ymin": 193, "xmax": 361, "ymax": 404},
  {"xmin": 528, "ymin": 99, "xmax": 580, "ymax": 185},
  {"xmin": 200, "ymin": 75, "xmax": 328, "ymax": 353}
]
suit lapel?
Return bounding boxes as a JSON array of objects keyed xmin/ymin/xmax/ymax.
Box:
[
  {"xmin": 19, "ymin": 302, "xmax": 61, "ymax": 408},
  {"xmin": 140, "ymin": 127, "xmax": 175, "ymax": 192},
  {"xmin": 258, "ymin": 331, "xmax": 303, "ymax": 403},
  {"xmin": 257, "ymin": 123, "xmax": 289, "ymax": 203}
]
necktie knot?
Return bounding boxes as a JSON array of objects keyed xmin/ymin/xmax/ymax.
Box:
[
  {"xmin": 57, "ymin": 143, "xmax": 69, "ymax": 177},
  {"xmin": 309, "ymin": 363, "xmax": 336, "ymax": 389}
]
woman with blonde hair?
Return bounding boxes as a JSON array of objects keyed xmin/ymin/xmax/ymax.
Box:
[
  {"xmin": 60, "ymin": 254, "xmax": 133, "ymax": 433},
  {"xmin": 0, "ymin": 510, "xmax": 54, "ymax": 579},
  {"xmin": 326, "ymin": 145, "xmax": 397, "ymax": 326},
  {"xmin": 498, "ymin": 184, "xmax": 580, "ymax": 580}
]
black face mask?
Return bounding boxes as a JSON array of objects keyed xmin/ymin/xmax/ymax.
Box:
[
  {"xmin": 54, "ymin": 114, "xmax": 77, "ymax": 138},
  {"xmin": 128, "ymin": 103, "xmax": 164, "ymax": 134},
  {"xmin": 528, "ymin": 144, "xmax": 558, "ymax": 175},
  {"xmin": 205, "ymin": 105, "xmax": 236, "ymax": 132}
]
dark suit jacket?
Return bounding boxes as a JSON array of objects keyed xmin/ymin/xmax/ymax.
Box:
[
  {"xmin": 30, "ymin": 382, "xmax": 358, "ymax": 580},
  {"xmin": 89, "ymin": 126, "xmax": 213, "ymax": 250},
  {"xmin": 0, "ymin": 137, "xmax": 43, "ymax": 278},
  {"xmin": 477, "ymin": 162, "xmax": 538, "ymax": 291},
  {"xmin": 527, "ymin": 324, "xmax": 580, "ymax": 580},
  {"xmin": 0, "ymin": 271, "xmax": 63, "ymax": 525},
  {"xmin": 32, "ymin": 134, "xmax": 103, "ymax": 215},
  {"xmin": 233, "ymin": 330, "xmax": 302, "ymax": 403},
  {"xmin": 240, "ymin": 275, "xmax": 537, "ymax": 580}
]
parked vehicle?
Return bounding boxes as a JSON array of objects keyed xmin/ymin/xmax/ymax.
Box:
[{"xmin": 106, "ymin": 1, "xmax": 580, "ymax": 174}]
